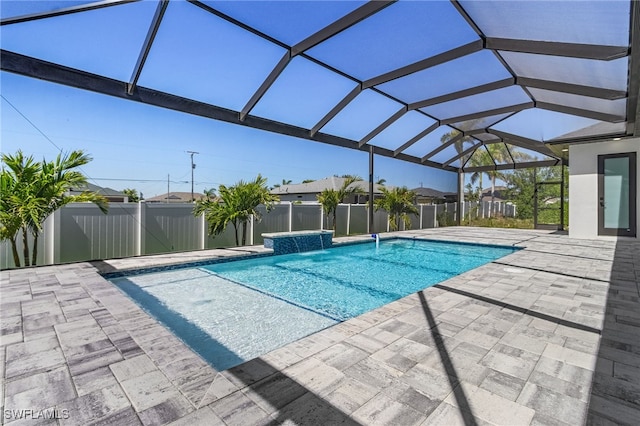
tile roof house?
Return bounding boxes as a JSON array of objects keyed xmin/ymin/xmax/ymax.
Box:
[
  {"xmin": 67, "ymin": 183, "xmax": 129, "ymax": 203},
  {"xmin": 271, "ymin": 177, "xmax": 388, "ymax": 203},
  {"xmin": 145, "ymin": 192, "xmax": 205, "ymax": 203},
  {"xmin": 411, "ymin": 187, "xmax": 448, "ymax": 204}
]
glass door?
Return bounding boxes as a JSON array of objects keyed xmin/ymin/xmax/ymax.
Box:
[{"xmin": 598, "ymin": 152, "xmax": 636, "ymax": 237}]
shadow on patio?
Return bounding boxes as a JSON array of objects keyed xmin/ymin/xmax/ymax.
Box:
[{"xmin": 586, "ymin": 238, "xmax": 640, "ymax": 424}]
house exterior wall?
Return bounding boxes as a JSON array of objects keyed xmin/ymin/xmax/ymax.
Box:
[
  {"xmin": 569, "ymin": 138, "xmax": 640, "ymax": 240},
  {"xmin": 276, "ymin": 194, "xmax": 319, "ymax": 202},
  {"xmin": 276, "ymin": 193, "xmax": 371, "ymax": 203}
]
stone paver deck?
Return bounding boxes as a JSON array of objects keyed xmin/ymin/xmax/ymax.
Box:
[{"xmin": 1, "ymin": 227, "xmax": 639, "ymax": 425}]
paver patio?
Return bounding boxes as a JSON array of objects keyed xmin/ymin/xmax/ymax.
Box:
[{"xmin": 1, "ymin": 227, "xmax": 639, "ymax": 425}]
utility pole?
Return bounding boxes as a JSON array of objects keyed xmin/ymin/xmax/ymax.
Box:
[{"xmin": 187, "ymin": 151, "xmax": 199, "ymax": 202}]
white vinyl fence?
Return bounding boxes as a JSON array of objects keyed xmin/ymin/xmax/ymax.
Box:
[{"xmin": 1, "ymin": 200, "xmax": 514, "ymax": 269}]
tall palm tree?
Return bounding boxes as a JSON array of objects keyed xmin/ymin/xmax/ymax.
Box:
[
  {"xmin": 440, "ymin": 129, "xmax": 475, "ymax": 157},
  {"xmin": 1, "ymin": 150, "xmax": 108, "ymax": 267},
  {"xmin": 317, "ymin": 176, "xmax": 362, "ymax": 230},
  {"xmin": 467, "ymin": 148, "xmax": 493, "ymax": 200},
  {"xmin": 194, "ymin": 174, "xmax": 278, "ymax": 246},
  {"xmin": 374, "ymin": 186, "xmax": 419, "ymax": 231},
  {"xmin": 484, "ymin": 144, "xmax": 512, "ymax": 203}
]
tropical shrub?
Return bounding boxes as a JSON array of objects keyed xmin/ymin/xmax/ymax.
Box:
[
  {"xmin": 374, "ymin": 186, "xmax": 419, "ymax": 231},
  {"xmin": 194, "ymin": 174, "xmax": 278, "ymax": 246},
  {"xmin": 316, "ymin": 176, "xmax": 362, "ymax": 230},
  {"xmin": 0, "ymin": 150, "xmax": 108, "ymax": 267}
]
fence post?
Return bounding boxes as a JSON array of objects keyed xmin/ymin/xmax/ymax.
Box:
[
  {"xmin": 136, "ymin": 202, "xmax": 145, "ymax": 256},
  {"xmin": 249, "ymin": 214, "xmax": 254, "ymax": 246},
  {"xmin": 419, "ymin": 205, "xmax": 423, "ymax": 230},
  {"xmin": 199, "ymin": 211, "xmax": 206, "ymax": 250},
  {"xmin": 288, "ymin": 202, "xmax": 293, "ymax": 232},
  {"xmin": 44, "ymin": 210, "xmax": 57, "ymax": 265},
  {"xmin": 346, "ymin": 204, "xmax": 351, "ymax": 235},
  {"xmin": 320, "ymin": 205, "xmax": 324, "ymax": 230}
]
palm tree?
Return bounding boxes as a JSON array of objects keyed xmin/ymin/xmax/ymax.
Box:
[
  {"xmin": 376, "ymin": 178, "xmax": 386, "ymax": 186},
  {"xmin": 317, "ymin": 176, "xmax": 362, "ymax": 230},
  {"xmin": 0, "ymin": 152, "xmax": 40, "ymax": 267},
  {"xmin": 272, "ymin": 178, "xmax": 292, "ymax": 189},
  {"xmin": 440, "ymin": 129, "xmax": 475, "ymax": 157},
  {"xmin": 484, "ymin": 144, "xmax": 512, "ymax": 203},
  {"xmin": 467, "ymin": 148, "xmax": 493, "ymax": 200},
  {"xmin": 1, "ymin": 150, "xmax": 108, "ymax": 267},
  {"xmin": 374, "ymin": 186, "xmax": 419, "ymax": 231},
  {"xmin": 123, "ymin": 188, "xmax": 141, "ymax": 202},
  {"xmin": 194, "ymin": 174, "xmax": 278, "ymax": 246}
]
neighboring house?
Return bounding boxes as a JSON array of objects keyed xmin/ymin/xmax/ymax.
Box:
[
  {"xmin": 146, "ymin": 192, "xmax": 205, "ymax": 203},
  {"xmin": 412, "ymin": 186, "xmax": 508, "ymax": 204},
  {"xmin": 479, "ymin": 186, "xmax": 508, "ymax": 202},
  {"xmin": 67, "ymin": 183, "xmax": 128, "ymax": 203},
  {"xmin": 271, "ymin": 176, "xmax": 387, "ymax": 203},
  {"xmin": 411, "ymin": 187, "xmax": 447, "ymax": 204}
]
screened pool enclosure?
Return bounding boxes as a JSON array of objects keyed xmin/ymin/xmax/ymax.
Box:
[{"xmin": 1, "ymin": 0, "xmax": 638, "ymax": 203}]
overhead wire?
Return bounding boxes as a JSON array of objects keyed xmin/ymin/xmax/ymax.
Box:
[{"xmin": 1, "ymin": 94, "xmax": 176, "ymax": 253}]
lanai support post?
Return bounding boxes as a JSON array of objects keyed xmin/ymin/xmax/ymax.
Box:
[
  {"xmin": 369, "ymin": 145, "xmax": 375, "ymax": 234},
  {"xmin": 457, "ymin": 170, "xmax": 464, "ymax": 226}
]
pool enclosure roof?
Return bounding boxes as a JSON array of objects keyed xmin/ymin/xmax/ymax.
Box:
[{"xmin": 2, "ymin": 0, "xmax": 639, "ymax": 173}]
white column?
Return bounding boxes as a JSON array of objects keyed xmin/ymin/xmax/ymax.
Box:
[
  {"xmin": 288, "ymin": 202, "xmax": 293, "ymax": 232},
  {"xmin": 346, "ymin": 204, "xmax": 351, "ymax": 235},
  {"xmin": 419, "ymin": 205, "xmax": 423, "ymax": 229},
  {"xmin": 249, "ymin": 214, "xmax": 254, "ymax": 246},
  {"xmin": 199, "ymin": 212, "xmax": 206, "ymax": 250},
  {"xmin": 320, "ymin": 205, "xmax": 324, "ymax": 230},
  {"xmin": 136, "ymin": 201, "xmax": 146, "ymax": 256},
  {"xmin": 44, "ymin": 210, "xmax": 57, "ymax": 265}
]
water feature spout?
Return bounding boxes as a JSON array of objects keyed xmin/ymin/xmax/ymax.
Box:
[{"xmin": 371, "ymin": 233, "xmax": 379, "ymax": 249}]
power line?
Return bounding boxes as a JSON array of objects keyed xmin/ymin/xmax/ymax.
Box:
[
  {"xmin": 2, "ymin": 94, "xmax": 63, "ymax": 152},
  {"xmin": 1, "ymin": 94, "xmax": 176, "ymax": 252}
]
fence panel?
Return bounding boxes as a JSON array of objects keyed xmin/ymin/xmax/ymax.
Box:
[
  {"xmin": 373, "ymin": 209, "xmax": 388, "ymax": 233},
  {"xmin": 1, "ymin": 200, "xmax": 519, "ymax": 269},
  {"xmin": 349, "ymin": 205, "xmax": 368, "ymax": 235},
  {"xmin": 292, "ymin": 204, "xmax": 322, "ymax": 232},
  {"xmin": 253, "ymin": 204, "xmax": 289, "ymax": 245},
  {"xmin": 421, "ymin": 205, "xmax": 436, "ymax": 229},
  {"xmin": 334, "ymin": 205, "xmax": 349, "ymax": 236},
  {"xmin": 58, "ymin": 203, "xmax": 137, "ymax": 263},
  {"xmin": 407, "ymin": 209, "xmax": 421, "ymax": 230},
  {"xmin": 0, "ymin": 221, "xmax": 47, "ymax": 269},
  {"xmin": 144, "ymin": 204, "xmax": 199, "ymax": 255},
  {"xmin": 206, "ymin": 223, "xmax": 238, "ymax": 249}
]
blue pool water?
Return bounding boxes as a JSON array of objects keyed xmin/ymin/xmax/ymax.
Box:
[
  {"xmin": 111, "ymin": 238, "xmax": 517, "ymax": 370},
  {"xmin": 204, "ymin": 238, "xmax": 517, "ymax": 321}
]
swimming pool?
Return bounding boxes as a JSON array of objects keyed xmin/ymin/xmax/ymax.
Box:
[{"xmin": 110, "ymin": 238, "xmax": 518, "ymax": 370}]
